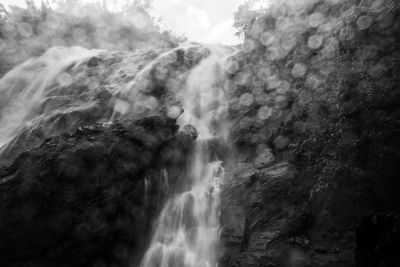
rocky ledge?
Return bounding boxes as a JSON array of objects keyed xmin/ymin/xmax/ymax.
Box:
[{"xmin": 0, "ymin": 116, "xmax": 196, "ymax": 267}]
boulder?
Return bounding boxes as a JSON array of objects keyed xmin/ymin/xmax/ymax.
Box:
[
  {"xmin": 0, "ymin": 116, "xmax": 196, "ymax": 267},
  {"xmin": 221, "ymin": 154, "xmax": 304, "ymax": 267}
]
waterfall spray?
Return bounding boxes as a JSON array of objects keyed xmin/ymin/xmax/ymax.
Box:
[
  {"xmin": 140, "ymin": 46, "xmax": 232, "ymax": 267},
  {"xmin": 0, "ymin": 46, "xmax": 100, "ymax": 157}
]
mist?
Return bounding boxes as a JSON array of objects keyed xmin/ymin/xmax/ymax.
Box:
[{"xmin": 0, "ymin": 0, "xmax": 399, "ymax": 267}]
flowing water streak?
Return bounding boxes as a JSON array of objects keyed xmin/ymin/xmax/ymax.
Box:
[
  {"xmin": 0, "ymin": 46, "xmax": 100, "ymax": 155},
  {"xmin": 141, "ymin": 46, "xmax": 232, "ymax": 267}
]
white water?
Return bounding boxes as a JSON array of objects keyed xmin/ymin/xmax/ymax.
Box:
[
  {"xmin": 0, "ymin": 46, "xmax": 100, "ymax": 155},
  {"xmin": 140, "ymin": 46, "xmax": 231, "ymax": 267}
]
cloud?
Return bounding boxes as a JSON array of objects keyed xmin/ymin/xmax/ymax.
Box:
[
  {"xmin": 185, "ymin": 6, "xmax": 211, "ymax": 29},
  {"xmin": 172, "ymin": 6, "xmax": 212, "ymax": 42},
  {"xmin": 206, "ymin": 19, "xmax": 241, "ymax": 44},
  {"xmin": 170, "ymin": 0, "xmax": 181, "ymax": 6},
  {"xmin": 148, "ymin": 0, "xmax": 247, "ymax": 44}
]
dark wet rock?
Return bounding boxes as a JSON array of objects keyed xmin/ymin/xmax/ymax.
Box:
[
  {"xmin": 221, "ymin": 156, "xmax": 303, "ymax": 267},
  {"xmin": 254, "ymin": 148, "xmax": 275, "ymax": 168},
  {"xmin": 0, "ymin": 116, "xmax": 196, "ymax": 267},
  {"xmin": 355, "ymin": 213, "xmax": 400, "ymax": 267},
  {"xmin": 181, "ymin": 124, "xmax": 199, "ymax": 140},
  {"xmin": 221, "ymin": 0, "xmax": 400, "ymax": 266}
]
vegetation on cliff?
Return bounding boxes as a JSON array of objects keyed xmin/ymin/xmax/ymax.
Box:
[
  {"xmin": 220, "ymin": 0, "xmax": 400, "ymax": 266},
  {"xmin": 0, "ymin": 0, "xmax": 182, "ymax": 77}
]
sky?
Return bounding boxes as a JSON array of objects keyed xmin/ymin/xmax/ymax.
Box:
[
  {"xmin": 0, "ymin": 0, "xmax": 247, "ymax": 44},
  {"xmin": 150, "ymin": 0, "xmax": 245, "ymax": 44}
]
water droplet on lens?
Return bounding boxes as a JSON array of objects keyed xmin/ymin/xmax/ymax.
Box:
[
  {"xmin": 114, "ymin": 99, "xmax": 130, "ymax": 115},
  {"xmin": 267, "ymin": 75, "xmax": 281, "ymax": 90},
  {"xmin": 73, "ymin": 28, "xmax": 87, "ymax": 42},
  {"xmin": 260, "ymin": 32, "xmax": 275, "ymax": 46},
  {"xmin": 57, "ymin": 72, "xmax": 73, "ymax": 87},
  {"xmin": 240, "ymin": 93, "xmax": 254, "ymax": 107},
  {"xmin": 291, "ymin": 63, "xmax": 307, "ymax": 78},
  {"xmin": 293, "ymin": 121, "xmax": 306, "ymax": 134},
  {"xmin": 144, "ymin": 96, "xmax": 159, "ymax": 110},
  {"xmin": 308, "ymin": 12, "xmax": 324, "ymax": 28},
  {"xmin": 243, "ymin": 39, "xmax": 255, "ymax": 53},
  {"xmin": 240, "ymin": 116, "xmax": 254, "ymax": 129},
  {"xmin": 306, "ymin": 74, "xmax": 323, "ymax": 89},
  {"xmin": 367, "ymin": 63, "xmax": 386, "ymax": 79},
  {"xmin": 357, "ymin": 45, "xmax": 378, "ymax": 59},
  {"xmin": 357, "ymin": 15, "xmax": 373, "ymax": 30},
  {"xmin": 18, "ymin": 22, "xmax": 33, "ymax": 37},
  {"xmin": 258, "ymin": 106, "xmax": 273, "ymax": 120},
  {"xmin": 308, "ymin": 35, "xmax": 324, "ymax": 49},
  {"xmin": 255, "ymin": 93, "xmax": 270, "ymax": 106},
  {"xmin": 167, "ymin": 106, "xmax": 182, "ymax": 119},
  {"xmin": 275, "ymin": 95, "xmax": 288, "ymax": 109},
  {"xmin": 276, "ymin": 17, "xmax": 291, "ymax": 31},
  {"xmin": 378, "ymin": 13, "xmax": 394, "ymax": 28},
  {"xmin": 281, "ymin": 36, "xmax": 297, "ymax": 51},
  {"xmin": 133, "ymin": 104, "xmax": 146, "ymax": 114},
  {"xmin": 257, "ymin": 67, "xmax": 272, "ymax": 82},
  {"xmin": 250, "ymin": 23, "xmax": 264, "ymax": 38},
  {"xmin": 299, "ymin": 91, "xmax": 312, "ymax": 105},
  {"xmin": 277, "ymin": 81, "xmax": 291, "ymax": 94},
  {"xmin": 225, "ymin": 60, "xmax": 240, "ymax": 74},
  {"xmin": 322, "ymin": 37, "xmax": 338, "ymax": 57},
  {"xmin": 274, "ymin": 135, "xmax": 290, "ymax": 150}
]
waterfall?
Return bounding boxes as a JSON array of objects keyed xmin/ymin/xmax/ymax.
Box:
[
  {"xmin": 0, "ymin": 46, "xmax": 100, "ymax": 157},
  {"xmin": 140, "ymin": 46, "xmax": 232, "ymax": 267},
  {"xmin": 0, "ymin": 42, "xmax": 233, "ymax": 265}
]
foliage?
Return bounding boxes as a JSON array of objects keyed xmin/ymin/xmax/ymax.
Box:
[
  {"xmin": 0, "ymin": 0, "xmax": 181, "ymax": 77},
  {"xmin": 233, "ymin": 0, "xmax": 268, "ymax": 38}
]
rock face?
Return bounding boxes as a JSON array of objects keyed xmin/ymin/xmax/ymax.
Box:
[
  {"xmin": 220, "ymin": 152, "xmax": 310, "ymax": 267},
  {"xmin": 0, "ymin": 116, "xmax": 196, "ymax": 267},
  {"xmin": 221, "ymin": 145, "xmax": 400, "ymax": 266},
  {"xmin": 0, "ymin": 44, "xmax": 210, "ymax": 162},
  {"xmin": 220, "ymin": 0, "xmax": 400, "ymax": 266}
]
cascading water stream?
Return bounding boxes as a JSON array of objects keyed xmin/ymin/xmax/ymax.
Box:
[
  {"xmin": 0, "ymin": 42, "xmax": 233, "ymax": 264},
  {"xmin": 140, "ymin": 46, "xmax": 231, "ymax": 267},
  {"xmin": 0, "ymin": 46, "xmax": 101, "ymax": 156}
]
